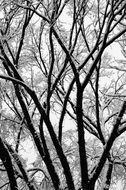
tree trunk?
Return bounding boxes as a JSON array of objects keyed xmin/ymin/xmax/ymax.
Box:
[
  {"xmin": 6, "ymin": 143, "xmax": 37, "ymax": 190},
  {"xmin": 0, "ymin": 137, "xmax": 18, "ymax": 190},
  {"xmin": 98, "ymin": 161, "xmax": 113, "ymax": 190},
  {"xmin": 103, "ymin": 162, "xmax": 113, "ymax": 190}
]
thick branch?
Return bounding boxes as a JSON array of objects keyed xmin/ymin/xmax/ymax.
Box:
[
  {"xmin": 0, "ymin": 137, "xmax": 18, "ymax": 190},
  {"xmin": 90, "ymin": 101, "xmax": 126, "ymax": 184}
]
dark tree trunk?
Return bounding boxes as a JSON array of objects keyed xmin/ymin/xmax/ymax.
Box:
[
  {"xmin": 104, "ymin": 162, "xmax": 113, "ymax": 190},
  {"xmin": 0, "ymin": 137, "xmax": 18, "ymax": 190},
  {"xmin": 6, "ymin": 143, "xmax": 37, "ymax": 190},
  {"xmin": 15, "ymin": 84, "xmax": 60, "ymax": 190}
]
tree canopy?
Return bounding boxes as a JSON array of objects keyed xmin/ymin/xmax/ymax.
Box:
[{"xmin": 0, "ymin": 0, "xmax": 126, "ymax": 190}]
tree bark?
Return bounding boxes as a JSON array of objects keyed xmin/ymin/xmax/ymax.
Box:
[
  {"xmin": 15, "ymin": 84, "xmax": 60, "ymax": 190},
  {"xmin": 0, "ymin": 137, "xmax": 18, "ymax": 190},
  {"xmin": 6, "ymin": 143, "xmax": 37, "ymax": 190},
  {"xmin": 76, "ymin": 87, "xmax": 89, "ymax": 189},
  {"xmin": 103, "ymin": 162, "xmax": 113, "ymax": 190}
]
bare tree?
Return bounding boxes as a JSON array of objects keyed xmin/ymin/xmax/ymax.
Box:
[{"xmin": 0, "ymin": 0, "xmax": 126, "ymax": 190}]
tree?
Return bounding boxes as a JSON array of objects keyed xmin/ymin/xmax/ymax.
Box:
[{"xmin": 0, "ymin": 0, "xmax": 126, "ymax": 189}]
